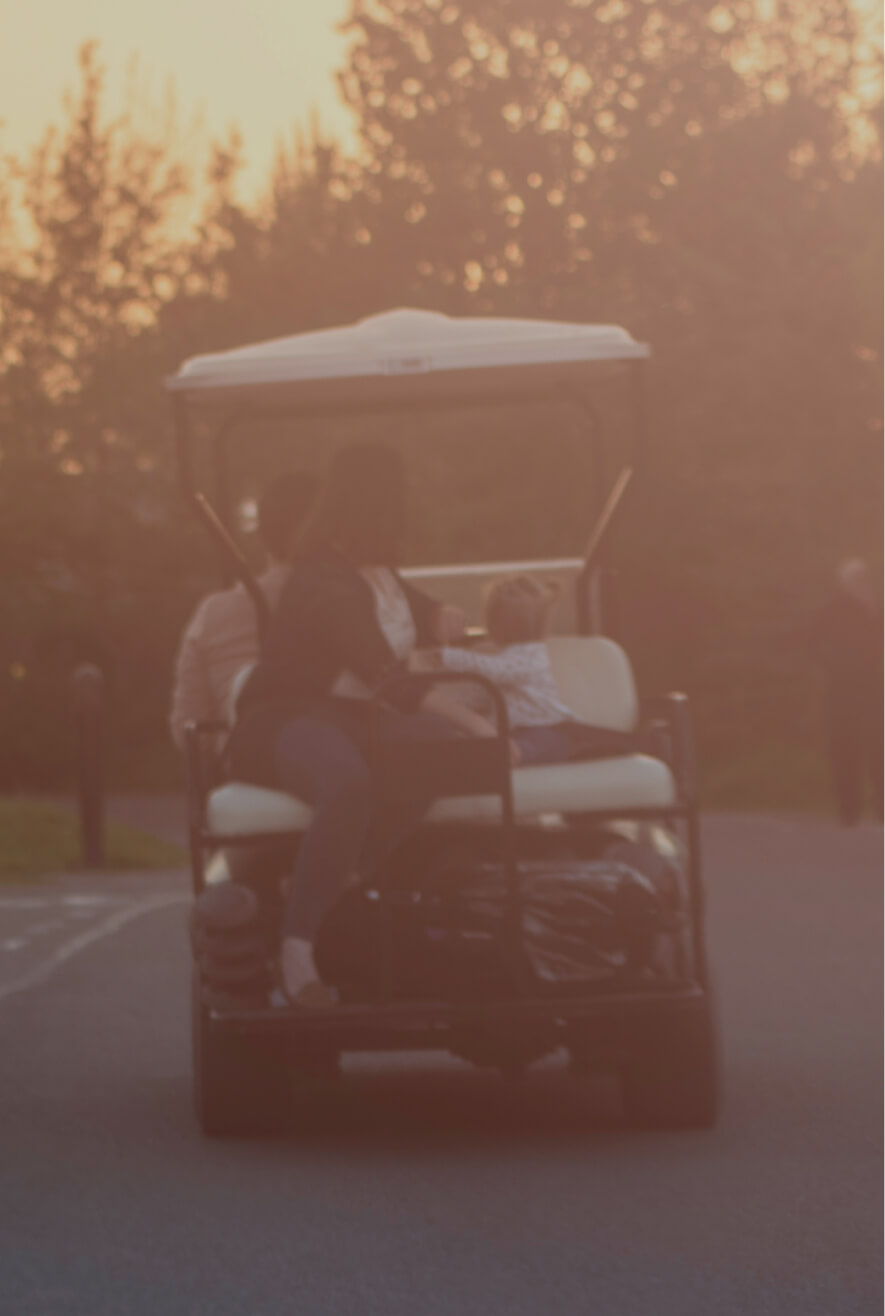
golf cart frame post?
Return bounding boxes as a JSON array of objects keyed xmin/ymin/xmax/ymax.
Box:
[{"xmin": 169, "ymin": 310, "xmax": 709, "ymax": 1007}]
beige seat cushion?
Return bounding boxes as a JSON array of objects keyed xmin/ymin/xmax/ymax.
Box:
[{"xmin": 207, "ymin": 754, "xmax": 676, "ymax": 838}]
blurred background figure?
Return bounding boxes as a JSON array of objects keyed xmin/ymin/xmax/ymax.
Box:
[
  {"xmin": 169, "ymin": 470, "xmax": 318, "ymax": 750},
  {"xmin": 811, "ymin": 559, "xmax": 883, "ymax": 826}
]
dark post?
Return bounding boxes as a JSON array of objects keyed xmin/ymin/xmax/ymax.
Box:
[{"xmin": 71, "ymin": 663, "xmax": 105, "ymax": 869}]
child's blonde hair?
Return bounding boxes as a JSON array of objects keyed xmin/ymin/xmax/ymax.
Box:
[{"xmin": 485, "ymin": 575, "xmax": 561, "ymax": 645}]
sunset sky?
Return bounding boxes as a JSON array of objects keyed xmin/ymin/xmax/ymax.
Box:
[
  {"xmin": 2, "ymin": 0, "xmax": 353, "ymax": 196},
  {"xmin": 2, "ymin": 0, "xmax": 880, "ymax": 198}
]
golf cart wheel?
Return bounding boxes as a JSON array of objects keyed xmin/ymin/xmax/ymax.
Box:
[
  {"xmin": 621, "ymin": 1002, "xmax": 719, "ymax": 1131},
  {"xmin": 191, "ymin": 974, "xmax": 291, "ymax": 1138}
]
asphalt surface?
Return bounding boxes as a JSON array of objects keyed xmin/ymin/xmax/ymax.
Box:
[{"xmin": 0, "ymin": 814, "xmax": 880, "ymax": 1315}]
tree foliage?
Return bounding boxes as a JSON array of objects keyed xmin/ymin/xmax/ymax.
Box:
[{"xmin": 0, "ymin": 13, "xmax": 880, "ymax": 788}]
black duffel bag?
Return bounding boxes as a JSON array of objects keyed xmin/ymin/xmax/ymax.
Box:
[{"xmin": 314, "ymin": 847, "xmax": 681, "ymax": 1002}]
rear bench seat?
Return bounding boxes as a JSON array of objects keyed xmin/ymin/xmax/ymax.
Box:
[{"xmin": 206, "ymin": 637, "xmax": 677, "ymax": 838}]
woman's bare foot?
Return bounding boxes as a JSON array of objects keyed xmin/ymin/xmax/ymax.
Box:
[{"xmin": 280, "ymin": 938, "xmax": 337, "ymax": 1008}]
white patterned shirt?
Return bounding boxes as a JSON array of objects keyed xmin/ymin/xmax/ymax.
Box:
[{"xmin": 439, "ymin": 642, "xmax": 577, "ymax": 729}]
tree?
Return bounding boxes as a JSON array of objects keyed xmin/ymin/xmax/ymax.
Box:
[
  {"xmin": 0, "ymin": 45, "xmax": 199, "ymax": 786},
  {"xmin": 0, "ymin": 44, "xmax": 191, "ymax": 468}
]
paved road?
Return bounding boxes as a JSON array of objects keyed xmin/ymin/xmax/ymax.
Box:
[{"xmin": 0, "ymin": 816, "xmax": 880, "ymax": 1315}]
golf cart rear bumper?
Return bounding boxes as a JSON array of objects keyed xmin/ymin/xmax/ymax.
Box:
[{"xmin": 207, "ymin": 983, "xmax": 707, "ymax": 1050}]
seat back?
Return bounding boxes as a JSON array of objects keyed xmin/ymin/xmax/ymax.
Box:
[{"xmin": 544, "ymin": 636, "xmax": 639, "ymax": 732}]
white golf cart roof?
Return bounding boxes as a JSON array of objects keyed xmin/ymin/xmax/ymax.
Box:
[{"xmin": 166, "ymin": 308, "xmax": 649, "ymax": 412}]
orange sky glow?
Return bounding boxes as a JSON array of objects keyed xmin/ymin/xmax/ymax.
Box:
[
  {"xmin": 1, "ymin": 0, "xmax": 881, "ymax": 201},
  {"xmin": 2, "ymin": 1, "xmax": 353, "ymax": 197}
]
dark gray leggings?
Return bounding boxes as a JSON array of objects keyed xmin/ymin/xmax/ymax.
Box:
[{"xmin": 273, "ymin": 711, "xmax": 459, "ymax": 941}]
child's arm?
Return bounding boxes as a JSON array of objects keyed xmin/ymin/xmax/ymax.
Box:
[{"xmin": 438, "ymin": 646, "xmax": 514, "ymax": 683}]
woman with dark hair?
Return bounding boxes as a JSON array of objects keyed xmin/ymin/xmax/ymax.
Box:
[{"xmin": 230, "ymin": 444, "xmax": 496, "ymax": 1004}]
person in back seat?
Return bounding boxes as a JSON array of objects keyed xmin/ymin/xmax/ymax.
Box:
[
  {"xmin": 229, "ymin": 443, "xmax": 495, "ymax": 1007},
  {"xmin": 435, "ymin": 574, "xmax": 642, "ymax": 766},
  {"xmin": 169, "ymin": 471, "xmax": 318, "ymax": 749}
]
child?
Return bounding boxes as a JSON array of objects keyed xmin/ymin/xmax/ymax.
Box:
[{"xmin": 435, "ymin": 575, "xmax": 641, "ymax": 767}]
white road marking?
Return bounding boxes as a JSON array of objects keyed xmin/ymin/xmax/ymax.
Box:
[
  {"xmin": 2, "ymin": 939, "xmax": 27, "ymax": 952},
  {"xmin": 0, "ymin": 893, "xmax": 189, "ymax": 1004},
  {"xmin": 0, "ymin": 898, "xmax": 51, "ymax": 911},
  {"xmin": 60, "ymin": 894, "xmax": 125, "ymax": 908}
]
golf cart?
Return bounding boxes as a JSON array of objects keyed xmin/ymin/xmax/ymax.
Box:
[{"xmin": 167, "ymin": 308, "xmax": 718, "ymax": 1137}]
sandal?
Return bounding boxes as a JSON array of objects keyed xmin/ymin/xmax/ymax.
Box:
[{"xmin": 278, "ymin": 938, "xmax": 338, "ymax": 1009}]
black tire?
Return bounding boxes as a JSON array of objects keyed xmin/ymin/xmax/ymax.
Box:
[
  {"xmin": 621, "ymin": 1002, "xmax": 719, "ymax": 1131},
  {"xmin": 192, "ymin": 974, "xmax": 292, "ymax": 1138}
]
